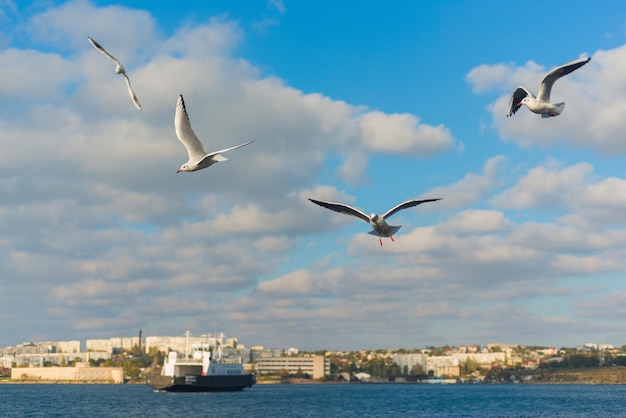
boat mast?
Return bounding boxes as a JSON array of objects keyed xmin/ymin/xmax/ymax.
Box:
[{"xmin": 185, "ymin": 330, "xmax": 191, "ymax": 359}]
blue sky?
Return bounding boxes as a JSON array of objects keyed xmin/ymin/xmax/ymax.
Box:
[{"xmin": 1, "ymin": 0, "xmax": 626, "ymax": 351}]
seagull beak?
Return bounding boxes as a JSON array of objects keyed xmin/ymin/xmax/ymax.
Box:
[
  {"xmin": 176, "ymin": 169, "xmax": 182, "ymax": 173},
  {"xmin": 517, "ymin": 102, "xmax": 523, "ymax": 107}
]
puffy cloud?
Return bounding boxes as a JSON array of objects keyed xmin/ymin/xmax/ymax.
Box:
[
  {"xmin": 466, "ymin": 62, "xmax": 517, "ymax": 93},
  {"xmin": 28, "ymin": 0, "xmax": 158, "ymax": 54},
  {"xmin": 2, "ymin": 1, "xmax": 626, "ymax": 351},
  {"xmin": 492, "ymin": 158, "xmax": 626, "ymax": 227},
  {"xmin": 0, "ymin": 1, "xmax": 462, "ymax": 347},
  {"xmin": 356, "ymin": 111, "xmax": 457, "ymax": 155},
  {"xmin": 491, "ymin": 159, "xmax": 593, "ymax": 209},
  {"xmin": 467, "ymin": 49, "xmax": 626, "ymax": 153},
  {"xmin": 0, "ymin": 49, "xmax": 78, "ymax": 101},
  {"xmin": 424, "ymin": 155, "xmax": 506, "ymax": 209},
  {"xmin": 437, "ymin": 209, "xmax": 511, "ymax": 235}
]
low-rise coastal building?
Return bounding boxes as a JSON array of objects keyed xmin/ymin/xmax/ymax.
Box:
[
  {"xmin": 10, "ymin": 363, "xmax": 123, "ymax": 383},
  {"xmin": 392, "ymin": 351, "xmax": 506, "ymax": 377},
  {"xmin": 256, "ymin": 355, "xmax": 330, "ymax": 379}
]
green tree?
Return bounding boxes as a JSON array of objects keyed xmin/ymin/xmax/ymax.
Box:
[
  {"xmin": 388, "ymin": 362, "xmax": 402, "ymax": 377},
  {"xmin": 461, "ymin": 358, "xmax": 478, "ymax": 375},
  {"xmin": 123, "ymin": 362, "xmax": 140, "ymax": 379},
  {"xmin": 613, "ymin": 356, "xmax": 626, "ymax": 366},
  {"xmin": 541, "ymin": 354, "xmax": 600, "ymax": 369},
  {"xmin": 409, "ymin": 364, "xmax": 424, "ymax": 375}
]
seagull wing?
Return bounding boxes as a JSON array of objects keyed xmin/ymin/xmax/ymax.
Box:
[
  {"xmin": 123, "ymin": 74, "xmax": 142, "ymax": 111},
  {"xmin": 175, "ymin": 95, "xmax": 207, "ymax": 161},
  {"xmin": 308, "ymin": 199, "xmax": 370, "ymax": 224},
  {"xmin": 87, "ymin": 37, "xmax": 122, "ymax": 67},
  {"xmin": 537, "ymin": 57, "xmax": 591, "ymax": 102},
  {"xmin": 507, "ymin": 86, "xmax": 533, "ymax": 117},
  {"xmin": 382, "ymin": 198, "xmax": 442, "ymax": 220},
  {"xmin": 204, "ymin": 140, "xmax": 254, "ymax": 159}
]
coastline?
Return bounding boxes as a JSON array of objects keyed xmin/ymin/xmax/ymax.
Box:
[{"xmin": 4, "ymin": 366, "xmax": 626, "ymax": 385}]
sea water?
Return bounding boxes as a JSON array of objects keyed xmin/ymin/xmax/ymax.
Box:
[{"xmin": 2, "ymin": 383, "xmax": 626, "ymax": 417}]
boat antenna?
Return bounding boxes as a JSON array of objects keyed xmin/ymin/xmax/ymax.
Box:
[{"xmin": 185, "ymin": 330, "xmax": 191, "ymax": 359}]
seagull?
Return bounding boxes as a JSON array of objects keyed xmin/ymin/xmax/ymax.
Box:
[
  {"xmin": 87, "ymin": 36, "xmax": 142, "ymax": 111},
  {"xmin": 175, "ymin": 94, "xmax": 253, "ymax": 173},
  {"xmin": 308, "ymin": 197, "xmax": 442, "ymax": 246},
  {"xmin": 507, "ymin": 56, "xmax": 590, "ymax": 118}
]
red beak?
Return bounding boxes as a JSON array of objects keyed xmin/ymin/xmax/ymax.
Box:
[
  {"xmin": 517, "ymin": 102, "xmax": 523, "ymax": 107},
  {"xmin": 176, "ymin": 169, "xmax": 182, "ymax": 173}
]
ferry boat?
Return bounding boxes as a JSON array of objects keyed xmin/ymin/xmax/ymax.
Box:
[{"xmin": 147, "ymin": 338, "xmax": 255, "ymax": 392}]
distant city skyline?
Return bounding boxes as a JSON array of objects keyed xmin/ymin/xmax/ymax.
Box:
[{"xmin": 1, "ymin": 330, "xmax": 622, "ymax": 354}]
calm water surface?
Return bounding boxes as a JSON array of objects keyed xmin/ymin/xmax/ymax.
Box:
[{"xmin": 2, "ymin": 383, "xmax": 626, "ymax": 417}]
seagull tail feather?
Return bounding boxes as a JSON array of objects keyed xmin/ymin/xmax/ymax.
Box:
[{"xmin": 368, "ymin": 225, "xmax": 401, "ymax": 237}]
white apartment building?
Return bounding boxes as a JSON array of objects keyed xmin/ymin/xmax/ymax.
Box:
[
  {"xmin": 145, "ymin": 332, "xmax": 232, "ymax": 355},
  {"xmin": 86, "ymin": 337, "xmax": 140, "ymax": 353},
  {"xmin": 392, "ymin": 353, "xmax": 426, "ymax": 371},
  {"xmin": 56, "ymin": 340, "xmax": 81, "ymax": 354}
]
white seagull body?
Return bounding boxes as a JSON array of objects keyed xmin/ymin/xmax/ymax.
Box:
[
  {"xmin": 308, "ymin": 197, "xmax": 442, "ymax": 246},
  {"xmin": 175, "ymin": 95, "xmax": 253, "ymax": 173},
  {"xmin": 507, "ymin": 56, "xmax": 590, "ymax": 118},
  {"xmin": 87, "ymin": 37, "xmax": 142, "ymax": 111}
]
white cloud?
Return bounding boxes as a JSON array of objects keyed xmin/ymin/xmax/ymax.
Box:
[
  {"xmin": 257, "ymin": 269, "xmax": 316, "ymax": 295},
  {"xmin": 337, "ymin": 152, "xmax": 369, "ymax": 185},
  {"xmin": 0, "ymin": 1, "xmax": 463, "ymax": 347},
  {"xmin": 466, "ymin": 62, "xmax": 516, "ymax": 93},
  {"xmin": 467, "ymin": 48, "xmax": 626, "ymax": 153},
  {"xmin": 268, "ymin": 0, "xmax": 286, "ymax": 14},
  {"xmin": 0, "ymin": 49, "xmax": 78, "ymax": 101},
  {"xmin": 356, "ymin": 110, "xmax": 457, "ymax": 155},
  {"xmin": 424, "ymin": 155, "xmax": 506, "ymax": 209},
  {"xmin": 28, "ymin": 0, "xmax": 158, "ymax": 54},
  {"xmin": 2, "ymin": 1, "xmax": 626, "ymax": 351},
  {"xmin": 491, "ymin": 159, "xmax": 593, "ymax": 209},
  {"xmin": 491, "ymin": 158, "xmax": 626, "ymax": 227},
  {"xmin": 252, "ymin": 0, "xmax": 286, "ymax": 33},
  {"xmin": 438, "ymin": 209, "xmax": 511, "ymax": 235}
]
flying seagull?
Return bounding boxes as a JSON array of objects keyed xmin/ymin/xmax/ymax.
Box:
[
  {"xmin": 308, "ymin": 197, "xmax": 442, "ymax": 246},
  {"xmin": 87, "ymin": 36, "xmax": 142, "ymax": 111},
  {"xmin": 507, "ymin": 56, "xmax": 590, "ymax": 118},
  {"xmin": 175, "ymin": 94, "xmax": 253, "ymax": 173}
]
